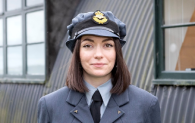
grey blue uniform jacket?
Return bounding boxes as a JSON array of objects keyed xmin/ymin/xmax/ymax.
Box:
[{"xmin": 38, "ymin": 85, "xmax": 161, "ymax": 123}]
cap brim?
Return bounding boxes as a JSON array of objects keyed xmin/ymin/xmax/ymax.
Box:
[
  {"xmin": 76, "ymin": 29, "xmax": 120, "ymax": 39},
  {"xmin": 77, "ymin": 29, "xmax": 126, "ymax": 47},
  {"xmin": 66, "ymin": 29, "xmax": 126, "ymax": 52}
]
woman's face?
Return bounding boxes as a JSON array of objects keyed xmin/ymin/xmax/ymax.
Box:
[{"xmin": 80, "ymin": 35, "xmax": 116, "ymax": 79}]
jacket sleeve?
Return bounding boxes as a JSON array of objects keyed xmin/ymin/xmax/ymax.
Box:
[
  {"xmin": 147, "ymin": 97, "xmax": 161, "ymax": 123},
  {"xmin": 38, "ymin": 97, "xmax": 50, "ymax": 123}
]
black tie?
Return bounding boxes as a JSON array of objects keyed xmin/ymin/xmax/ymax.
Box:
[{"xmin": 90, "ymin": 90, "xmax": 103, "ymax": 123}]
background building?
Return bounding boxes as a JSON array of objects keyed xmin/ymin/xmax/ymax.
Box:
[{"xmin": 0, "ymin": 0, "xmax": 194, "ymax": 123}]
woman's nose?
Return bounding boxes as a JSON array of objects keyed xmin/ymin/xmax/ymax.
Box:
[{"xmin": 94, "ymin": 46, "xmax": 103, "ymax": 59}]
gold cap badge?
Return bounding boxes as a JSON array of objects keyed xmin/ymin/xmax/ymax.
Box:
[{"xmin": 93, "ymin": 11, "xmax": 108, "ymax": 24}]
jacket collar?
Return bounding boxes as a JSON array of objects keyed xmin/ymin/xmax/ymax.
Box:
[
  {"xmin": 66, "ymin": 87, "xmax": 129, "ymax": 123},
  {"xmin": 100, "ymin": 88, "xmax": 129, "ymax": 123},
  {"xmin": 66, "ymin": 89, "xmax": 94, "ymax": 122},
  {"xmin": 112, "ymin": 87, "xmax": 129, "ymax": 106},
  {"xmin": 66, "ymin": 86, "xmax": 129, "ymax": 106},
  {"xmin": 66, "ymin": 89, "xmax": 84, "ymax": 106}
]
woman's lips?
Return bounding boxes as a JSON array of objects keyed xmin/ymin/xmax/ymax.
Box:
[{"xmin": 91, "ymin": 63, "xmax": 106, "ymax": 67}]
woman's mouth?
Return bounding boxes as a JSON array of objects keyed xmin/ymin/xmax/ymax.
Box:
[{"xmin": 91, "ymin": 63, "xmax": 106, "ymax": 67}]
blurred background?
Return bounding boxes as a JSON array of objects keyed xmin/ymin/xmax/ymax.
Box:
[{"xmin": 0, "ymin": 0, "xmax": 195, "ymax": 122}]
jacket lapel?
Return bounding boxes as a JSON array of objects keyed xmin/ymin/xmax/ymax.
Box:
[
  {"xmin": 100, "ymin": 88, "xmax": 129, "ymax": 123},
  {"xmin": 66, "ymin": 89, "xmax": 94, "ymax": 123}
]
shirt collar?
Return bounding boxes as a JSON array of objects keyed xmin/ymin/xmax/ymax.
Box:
[{"xmin": 84, "ymin": 79, "xmax": 112, "ymax": 107}]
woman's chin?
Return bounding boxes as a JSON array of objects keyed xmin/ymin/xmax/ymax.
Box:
[{"xmin": 89, "ymin": 72, "xmax": 111, "ymax": 78}]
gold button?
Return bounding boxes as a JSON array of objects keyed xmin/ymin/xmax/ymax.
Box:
[
  {"xmin": 118, "ymin": 111, "xmax": 121, "ymax": 114},
  {"xmin": 74, "ymin": 110, "xmax": 78, "ymax": 113}
]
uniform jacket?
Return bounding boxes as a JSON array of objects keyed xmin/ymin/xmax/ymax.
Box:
[{"xmin": 38, "ymin": 85, "xmax": 161, "ymax": 123}]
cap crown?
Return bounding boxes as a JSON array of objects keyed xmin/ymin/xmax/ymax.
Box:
[
  {"xmin": 67, "ymin": 11, "xmax": 126, "ymax": 39},
  {"xmin": 66, "ymin": 10, "xmax": 126, "ymax": 52}
]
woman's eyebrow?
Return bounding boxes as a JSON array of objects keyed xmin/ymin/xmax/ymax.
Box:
[
  {"xmin": 102, "ymin": 38, "xmax": 114, "ymax": 42},
  {"xmin": 81, "ymin": 38, "xmax": 94, "ymax": 42}
]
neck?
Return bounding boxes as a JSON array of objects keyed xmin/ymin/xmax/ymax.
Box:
[{"xmin": 83, "ymin": 72, "xmax": 111, "ymax": 88}]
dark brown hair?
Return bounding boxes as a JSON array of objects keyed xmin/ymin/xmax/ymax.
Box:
[{"xmin": 66, "ymin": 38, "xmax": 131, "ymax": 94}]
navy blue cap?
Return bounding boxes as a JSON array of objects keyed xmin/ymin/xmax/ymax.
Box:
[{"xmin": 66, "ymin": 10, "xmax": 126, "ymax": 52}]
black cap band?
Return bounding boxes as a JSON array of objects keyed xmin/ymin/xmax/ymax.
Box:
[{"xmin": 71, "ymin": 18, "xmax": 119, "ymax": 39}]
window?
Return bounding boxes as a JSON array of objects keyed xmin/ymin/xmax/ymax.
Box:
[
  {"xmin": 0, "ymin": 0, "xmax": 45, "ymax": 83},
  {"xmin": 154, "ymin": 0, "xmax": 195, "ymax": 85}
]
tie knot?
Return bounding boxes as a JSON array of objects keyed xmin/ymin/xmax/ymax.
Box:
[{"xmin": 92, "ymin": 90, "xmax": 103, "ymax": 102}]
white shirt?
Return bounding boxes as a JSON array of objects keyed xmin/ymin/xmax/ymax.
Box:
[{"xmin": 84, "ymin": 79, "xmax": 112, "ymax": 118}]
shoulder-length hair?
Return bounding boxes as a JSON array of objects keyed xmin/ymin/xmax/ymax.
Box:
[{"xmin": 66, "ymin": 38, "xmax": 131, "ymax": 94}]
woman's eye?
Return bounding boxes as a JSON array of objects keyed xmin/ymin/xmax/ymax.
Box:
[
  {"xmin": 83, "ymin": 44, "xmax": 92, "ymax": 48},
  {"xmin": 105, "ymin": 44, "xmax": 113, "ymax": 47}
]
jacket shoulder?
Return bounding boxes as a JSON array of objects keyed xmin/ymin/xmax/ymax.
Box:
[
  {"xmin": 39, "ymin": 86, "xmax": 71, "ymax": 109},
  {"xmin": 46, "ymin": 86, "xmax": 70, "ymax": 97},
  {"xmin": 126, "ymin": 85, "xmax": 159, "ymax": 111},
  {"xmin": 38, "ymin": 87, "xmax": 76, "ymax": 122},
  {"xmin": 126, "ymin": 85, "xmax": 161, "ymax": 122},
  {"xmin": 128, "ymin": 85, "xmax": 157, "ymax": 101},
  {"xmin": 42, "ymin": 86, "xmax": 70, "ymax": 102},
  {"xmin": 118, "ymin": 86, "xmax": 160, "ymax": 123}
]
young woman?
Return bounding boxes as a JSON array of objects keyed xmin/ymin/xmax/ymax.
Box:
[{"xmin": 38, "ymin": 10, "xmax": 161, "ymax": 123}]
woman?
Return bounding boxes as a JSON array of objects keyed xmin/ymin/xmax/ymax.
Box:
[{"xmin": 38, "ymin": 10, "xmax": 161, "ymax": 123}]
